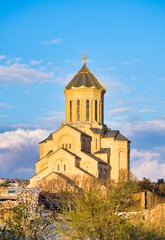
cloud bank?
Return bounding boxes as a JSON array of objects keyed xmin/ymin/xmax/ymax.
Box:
[
  {"xmin": 0, "ymin": 63, "xmax": 54, "ymax": 84},
  {"xmin": 131, "ymin": 148, "xmax": 165, "ymax": 181},
  {"xmin": 0, "ymin": 129, "xmax": 49, "ymax": 179}
]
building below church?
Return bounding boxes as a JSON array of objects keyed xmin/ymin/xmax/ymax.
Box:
[{"xmin": 29, "ymin": 55, "xmax": 130, "ymax": 188}]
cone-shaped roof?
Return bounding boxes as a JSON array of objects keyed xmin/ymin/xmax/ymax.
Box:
[{"xmin": 63, "ymin": 64, "xmax": 106, "ymax": 92}]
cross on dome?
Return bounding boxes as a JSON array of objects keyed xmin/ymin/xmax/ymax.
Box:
[{"xmin": 82, "ymin": 54, "xmax": 88, "ymax": 65}]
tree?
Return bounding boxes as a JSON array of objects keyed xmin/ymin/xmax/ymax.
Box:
[
  {"xmin": 138, "ymin": 177, "xmax": 165, "ymax": 197},
  {"xmin": 54, "ymin": 178, "xmax": 165, "ymax": 240},
  {"xmin": 0, "ymin": 188, "xmax": 54, "ymax": 240}
]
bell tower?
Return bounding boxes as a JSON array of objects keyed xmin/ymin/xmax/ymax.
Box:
[{"xmin": 63, "ymin": 55, "xmax": 106, "ymax": 128}]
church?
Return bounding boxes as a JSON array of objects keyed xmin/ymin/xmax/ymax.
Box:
[{"xmin": 29, "ymin": 55, "xmax": 130, "ymax": 187}]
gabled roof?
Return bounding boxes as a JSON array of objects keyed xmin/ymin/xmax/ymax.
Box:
[
  {"xmin": 35, "ymin": 148, "xmax": 80, "ymax": 164},
  {"xmin": 47, "ymin": 148, "xmax": 80, "ymax": 159},
  {"xmin": 90, "ymin": 128, "xmax": 103, "ymax": 134},
  {"xmin": 63, "ymin": 65, "xmax": 106, "ymax": 92},
  {"xmin": 103, "ymin": 129, "xmax": 130, "ymax": 142},
  {"xmin": 94, "ymin": 148, "xmax": 110, "ymax": 154},
  {"xmin": 67, "ymin": 124, "xmax": 91, "ymax": 138},
  {"xmin": 40, "ymin": 133, "xmax": 53, "ymax": 143},
  {"xmin": 39, "ymin": 124, "xmax": 91, "ymax": 144},
  {"xmin": 115, "ymin": 132, "xmax": 130, "ymax": 141},
  {"xmin": 81, "ymin": 151, "xmax": 108, "ymax": 165}
]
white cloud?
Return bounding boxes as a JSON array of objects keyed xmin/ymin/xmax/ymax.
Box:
[
  {"xmin": 0, "ymin": 128, "xmax": 49, "ymax": 149},
  {"xmin": 131, "ymin": 148, "xmax": 165, "ymax": 181},
  {"xmin": 99, "ymin": 75, "xmax": 130, "ymax": 94},
  {"xmin": 30, "ymin": 60, "xmax": 43, "ymax": 65},
  {"xmin": 36, "ymin": 116, "xmax": 65, "ymax": 130},
  {"xmin": 106, "ymin": 66, "xmax": 117, "ymax": 71},
  {"xmin": 41, "ymin": 38, "xmax": 61, "ymax": 45},
  {"xmin": 5, "ymin": 60, "xmax": 11, "ymax": 65},
  {"xmin": 0, "ymin": 63, "xmax": 54, "ymax": 84},
  {"xmin": 47, "ymin": 111, "xmax": 65, "ymax": 116},
  {"xmin": 15, "ymin": 57, "xmax": 21, "ymax": 62},
  {"xmin": 121, "ymin": 59, "xmax": 141, "ymax": 65},
  {"xmin": 0, "ymin": 55, "xmax": 7, "ymax": 60},
  {"xmin": 0, "ymin": 129, "xmax": 49, "ymax": 179},
  {"xmin": 0, "ymin": 102, "xmax": 13, "ymax": 109},
  {"xmin": 106, "ymin": 119, "xmax": 165, "ymax": 137},
  {"xmin": 109, "ymin": 107, "xmax": 135, "ymax": 115},
  {"xmin": 112, "ymin": 116, "xmax": 128, "ymax": 120},
  {"xmin": 55, "ymin": 72, "xmax": 76, "ymax": 85}
]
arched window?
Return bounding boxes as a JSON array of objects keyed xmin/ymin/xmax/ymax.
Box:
[
  {"xmin": 95, "ymin": 100, "xmax": 97, "ymax": 121},
  {"xmin": 77, "ymin": 100, "xmax": 80, "ymax": 121},
  {"xmin": 86, "ymin": 100, "xmax": 89, "ymax": 121},
  {"xmin": 70, "ymin": 101, "xmax": 72, "ymax": 122}
]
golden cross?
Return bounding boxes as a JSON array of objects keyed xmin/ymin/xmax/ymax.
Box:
[{"xmin": 82, "ymin": 54, "xmax": 88, "ymax": 65}]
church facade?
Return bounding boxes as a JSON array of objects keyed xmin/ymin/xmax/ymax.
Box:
[{"xmin": 29, "ymin": 55, "xmax": 130, "ymax": 187}]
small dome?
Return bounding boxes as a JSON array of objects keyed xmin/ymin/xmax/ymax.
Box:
[{"xmin": 63, "ymin": 65, "xmax": 106, "ymax": 92}]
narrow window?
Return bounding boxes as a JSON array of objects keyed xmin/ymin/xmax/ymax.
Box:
[
  {"xmin": 77, "ymin": 100, "xmax": 80, "ymax": 121},
  {"xmin": 87, "ymin": 140, "xmax": 90, "ymax": 153},
  {"xmin": 70, "ymin": 101, "xmax": 72, "ymax": 122},
  {"xmin": 66, "ymin": 144, "xmax": 68, "ymax": 149},
  {"xmin": 57, "ymin": 164, "xmax": 60, "ymax": 171},
  {"xmin": 62, "ymin": 144, "xmax": 64, "ymax": 148},
  {"xmin": 82, "ymin": 139, "xmax": 86, "ymax": 151},
  {"xmin": 95, "ymin": 100, "xmax": 97, "ymax": 121},
  {"xmin": 86, "ymin": 100, "xmax": 89, "ymax": 121},
  {"xmin": 99, "ymin": 102, "xmax": 101, "ymax": 122},
  {"xmin": 102, "ymin": 101, "xmax": 104, "ymax": 123},
  {"xmin": 64, "ymin": 164, "xmax": 66, "ymax": 171},
  {"xmin": 69, "ymin": 144, "xmax": 71, "ymax": 149}
]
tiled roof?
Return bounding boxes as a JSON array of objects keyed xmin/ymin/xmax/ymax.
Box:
[
  {"xmin": 94, "ymin": 148, "xmax": 110, "ymax": 154},
  {"xmin": 90, "ymin": 128, "xmax": 103, "ymax": 134},
  {"xmin": 64, "ymin": 65, "xmax": 106, "ymax": 92},
  {"xmin": 115, "ymin": 133, "xmax": 130, "ymax": 141},
  {"xmin": 103, "ymin": 129, "xmax": 130, "ymax": 142},
  {"xmin": 39, "ymin": 133, "xmax": 53, "ymax": 143}
]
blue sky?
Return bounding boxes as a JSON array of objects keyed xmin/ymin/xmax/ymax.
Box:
[{"xmin": 0, "ymin": 0, "xmax": 165, "ymax": 181}]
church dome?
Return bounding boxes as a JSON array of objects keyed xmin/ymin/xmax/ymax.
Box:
[{"xmin": 63, "ymin": 64, "xmax": 106, "ymax": 93}]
